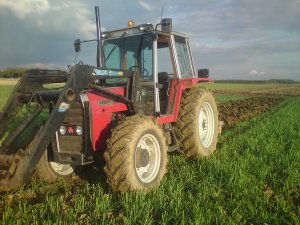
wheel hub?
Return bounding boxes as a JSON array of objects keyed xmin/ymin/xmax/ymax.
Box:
[
  {"xmin": 202, "ymin": 119, "xmax": 207, "ymax": 130},
  {"xmin": 136, "ymin": 148, "xmax": 150, "ymax": 167},
  {"xmin": 199, "ymin": 102, "xmax": 215, "ymax": 148},
  {"xmin": 49, "ymin": 162, "xmax": 74, "ymax": 176},
  {"xmin": 135, "ymin": 134, "xmax": 161, "ymax": 183}
]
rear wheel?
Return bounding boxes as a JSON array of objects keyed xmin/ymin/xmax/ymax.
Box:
[
  {"xmin": 175, "ymin": 87, "xmax": 218, "ymax": 158},
  {"xmin": 104, "ymin": 115, "xmax": 168, "ymax": 192}
]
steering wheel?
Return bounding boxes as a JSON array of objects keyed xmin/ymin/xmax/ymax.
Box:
[{"xmin": 128, "ymin": 66, "xmax": 149, "ymax": 77}]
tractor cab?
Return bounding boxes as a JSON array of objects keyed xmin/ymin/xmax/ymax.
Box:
[{"xmin": 100, "ymin": 19, "xmax": 197, "ymax": 116}]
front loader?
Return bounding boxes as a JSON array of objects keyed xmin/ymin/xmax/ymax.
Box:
[{"xmin": 0, "ymin": 7, "xmax": 221, "ymax": 192}]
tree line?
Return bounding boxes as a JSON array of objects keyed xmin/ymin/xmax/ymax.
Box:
[
  {"xmin": 0, "ymin": 67, "xmax": 298, "ymax": 83},
  {"xmin": 0, "ymin": 67, "xmax": 28, "ymax": 78},
  {"xmin": 215, "ymin": 79, "xmax": 299, "ymax": 84}
]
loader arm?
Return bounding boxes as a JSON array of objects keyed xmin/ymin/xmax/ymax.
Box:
[
  {"xmin": 0, "ymin": 69, "xmax": 75, "ymax": 191},
  {"xmin": 0, "ymin": 65, "xmax": 134, "ymax": 191},
  {"xmin": 0, "ymin": 70, "xmax": 68, "ymax": 149}
]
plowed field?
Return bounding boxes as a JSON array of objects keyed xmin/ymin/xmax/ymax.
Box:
[
  {"xmin": 213, "ymin": 84, "xmax": 300, "ymax": 130},
  {"xmin": 218, "ymin": 97, "xmax": 282, "ymax": 130}
]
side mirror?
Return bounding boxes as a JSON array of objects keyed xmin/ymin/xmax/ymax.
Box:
[
  {"xmin": 74, "ymin": 39, "xmax": 81, "ymax": 52},
  {"xmin": 198, "ymin": 69, "xmax": 209, "ymax": 78}
]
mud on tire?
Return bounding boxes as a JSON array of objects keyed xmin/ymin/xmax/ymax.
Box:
[
  {"xmin": 175, "ymin": 87, "xmax": 218, "ymax": 158},
  {"xmin": 104, "ymin": 115, "xmax": 168, "ymax": 192}
]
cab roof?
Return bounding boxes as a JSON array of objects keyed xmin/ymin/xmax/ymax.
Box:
[{"xmin": 102, "ymin": 22, "xmax": 188, "ymax": 40}]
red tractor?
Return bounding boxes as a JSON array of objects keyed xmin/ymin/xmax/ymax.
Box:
[{"xmin": 0, "ymin": 7, "xmax": 220, "ymax": 192}]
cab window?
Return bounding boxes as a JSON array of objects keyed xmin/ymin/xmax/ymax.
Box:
[
  {"xmin": 174, "ymin": 36, "xmax": 193, "ymax": 77},
  {"xmin": 103, "ymin": 33, "xmax": 153, "ymax": 83}
]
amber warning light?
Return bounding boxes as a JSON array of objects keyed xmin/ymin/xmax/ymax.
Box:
[{"xmin": 128, "ymin": 20, "xmax": 135, "ymax": 27}]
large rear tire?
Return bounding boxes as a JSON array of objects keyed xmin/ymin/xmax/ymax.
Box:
[
  {"xmin": 175, "ymin": 87, "xmax": 218, "ymax": 158},
  {"xmin": 104, "ymin": 115, "xmax": 168, "ymax": 192}
]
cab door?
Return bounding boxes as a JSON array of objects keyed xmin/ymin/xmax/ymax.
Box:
[{"xmin": 156, "ymin": 34, "xmax": 179, "ymax": 115}]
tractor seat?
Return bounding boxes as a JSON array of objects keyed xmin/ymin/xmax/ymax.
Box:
[
  {"xmin": 158, "ymin": 72, "xmax": 170, "ymax": 89},
  {"xmin": 158, "ymin": 72, "xmax": 170, "ymax": 114}
]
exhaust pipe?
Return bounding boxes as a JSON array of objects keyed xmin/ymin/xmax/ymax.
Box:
[{"xmin": 95, "ymin": 6, "xmax": 103, "ymax": 67}]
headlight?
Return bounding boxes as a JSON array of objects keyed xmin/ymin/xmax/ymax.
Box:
[
  {"xmin": 59, "ymin": 126, "xmax": 66, "ymax": 135},
  {"xmin": 76, "ymin": 126, "xmax": 83, "ymax": 135}
]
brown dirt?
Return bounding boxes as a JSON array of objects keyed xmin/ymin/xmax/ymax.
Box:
[
  {"xmin": 0, "ymin": 176, "xmax": 84, "ymax": 219},
  {"xmin": 0, "ymin": 79, "xmax": 19, "ymax": 85},
  {"xmin": 218, "ymin": 97, "xmax": 282, "ymax": 130}
]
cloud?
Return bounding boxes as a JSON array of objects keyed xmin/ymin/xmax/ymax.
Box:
[
  {"xmin": 249, "ymin": 70, "xmax": 265, "ymax": 76},
  {"xmin": 0, "ymin": 0, "xmax": 299, "ymax": 80},
  {"xmin": 0, "ymin": 0, "xmax": 50, "ymax": 19},
  {"xmin": 0, "ymin": 1, "xmax": 95, "ymax": 38},
  {"xmin": 0, "ymin": 0, "xmax": 98, "ymax": 70},
  {"xmin": 138, "ymin": 0, "xmax": 155, "ymax": 11}
]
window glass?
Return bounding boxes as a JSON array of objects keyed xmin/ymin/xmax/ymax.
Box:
[
  {"xmin": 157, "ymin": 42, "xmax": 174, "ymax": 74},
  {"xmin": 103, "ymin": 34, "xmax": 153, "ymax": 83},
  {"xmin": 103, "ymin": 42, "xmax": 121, "ymax": 69},
  {"xmin": 175, "ymin": 37, "xmax": 193, "ymax": 77}
]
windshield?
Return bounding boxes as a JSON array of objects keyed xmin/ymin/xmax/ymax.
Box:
[{"xmin": 103, "ymin": 33, "xmax": 153, "ymax": 81}]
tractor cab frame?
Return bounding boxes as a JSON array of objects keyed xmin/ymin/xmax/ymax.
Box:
[{"xmin": 98, "ymin": 21, "xmax": 210, "ymax": 120}]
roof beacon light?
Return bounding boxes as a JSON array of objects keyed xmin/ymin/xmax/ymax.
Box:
[{"xmin": 128, "ymin": 20, "xmax": 135, "ymax": 27}]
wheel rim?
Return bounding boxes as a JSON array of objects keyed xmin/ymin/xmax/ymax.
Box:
[
  {"xmin": 135, "ymin": 134, "xmax": 161, "ymax": 183},
  {"xmin": 198, "ymin": 102, "xmax": 215, "ymax": 148},
  {"xmin": 49, "ymin": 162, "xmax": 74, "ymax": 176}
]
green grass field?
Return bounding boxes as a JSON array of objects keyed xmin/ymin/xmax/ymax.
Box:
[
  {"xmin": 0, "ymin": 83, "xmax": 299, "ymax": 224},
  {"xmin": 214, "ymin": 94, "xmax": 251, "ymax": 104},
  {"xmin": 0, "ymin": 85, "xmax": 14, "ymax": 110},
  {"xmin": 0, "ymin": 84, "xmax": 250, "ymax": 107},
  {"xmin": 199, "ymin": 82, "xmax": 295, "ymax": 90}
]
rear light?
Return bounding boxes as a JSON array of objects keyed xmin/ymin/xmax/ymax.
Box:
[{"xmin": 59, "ymin": 126, "xmax": 66, "ymax": 135}]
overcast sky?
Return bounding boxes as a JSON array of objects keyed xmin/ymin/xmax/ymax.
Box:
[{"xmin": 0, "ymin": 0, "xmax": 299, "ymax": 80}]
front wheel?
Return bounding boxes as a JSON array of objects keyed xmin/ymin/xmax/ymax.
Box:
[
  {"xmin": 175, "ymin": 87, "xmax": 219, "ymax": 158},
  {"xmin": 104, "ymin": 115, "xmax": 168, "ymax": 192},
  {"xmin": 28, "ymin": 125, "xmax": 76, "ymax": 182},
  {"xmin": 36, "ymin": 148, "xmax": 76, "ymax": 182}
]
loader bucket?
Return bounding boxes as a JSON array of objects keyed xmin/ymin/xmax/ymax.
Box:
[{"xmin": 0, "ymin": 68, "xmax": 74, "ymax": 191}]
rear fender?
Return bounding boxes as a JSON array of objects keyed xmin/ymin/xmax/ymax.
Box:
[{"xmin": 157, "ymin": 77, "xmax": 212, "ymax": 124}]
